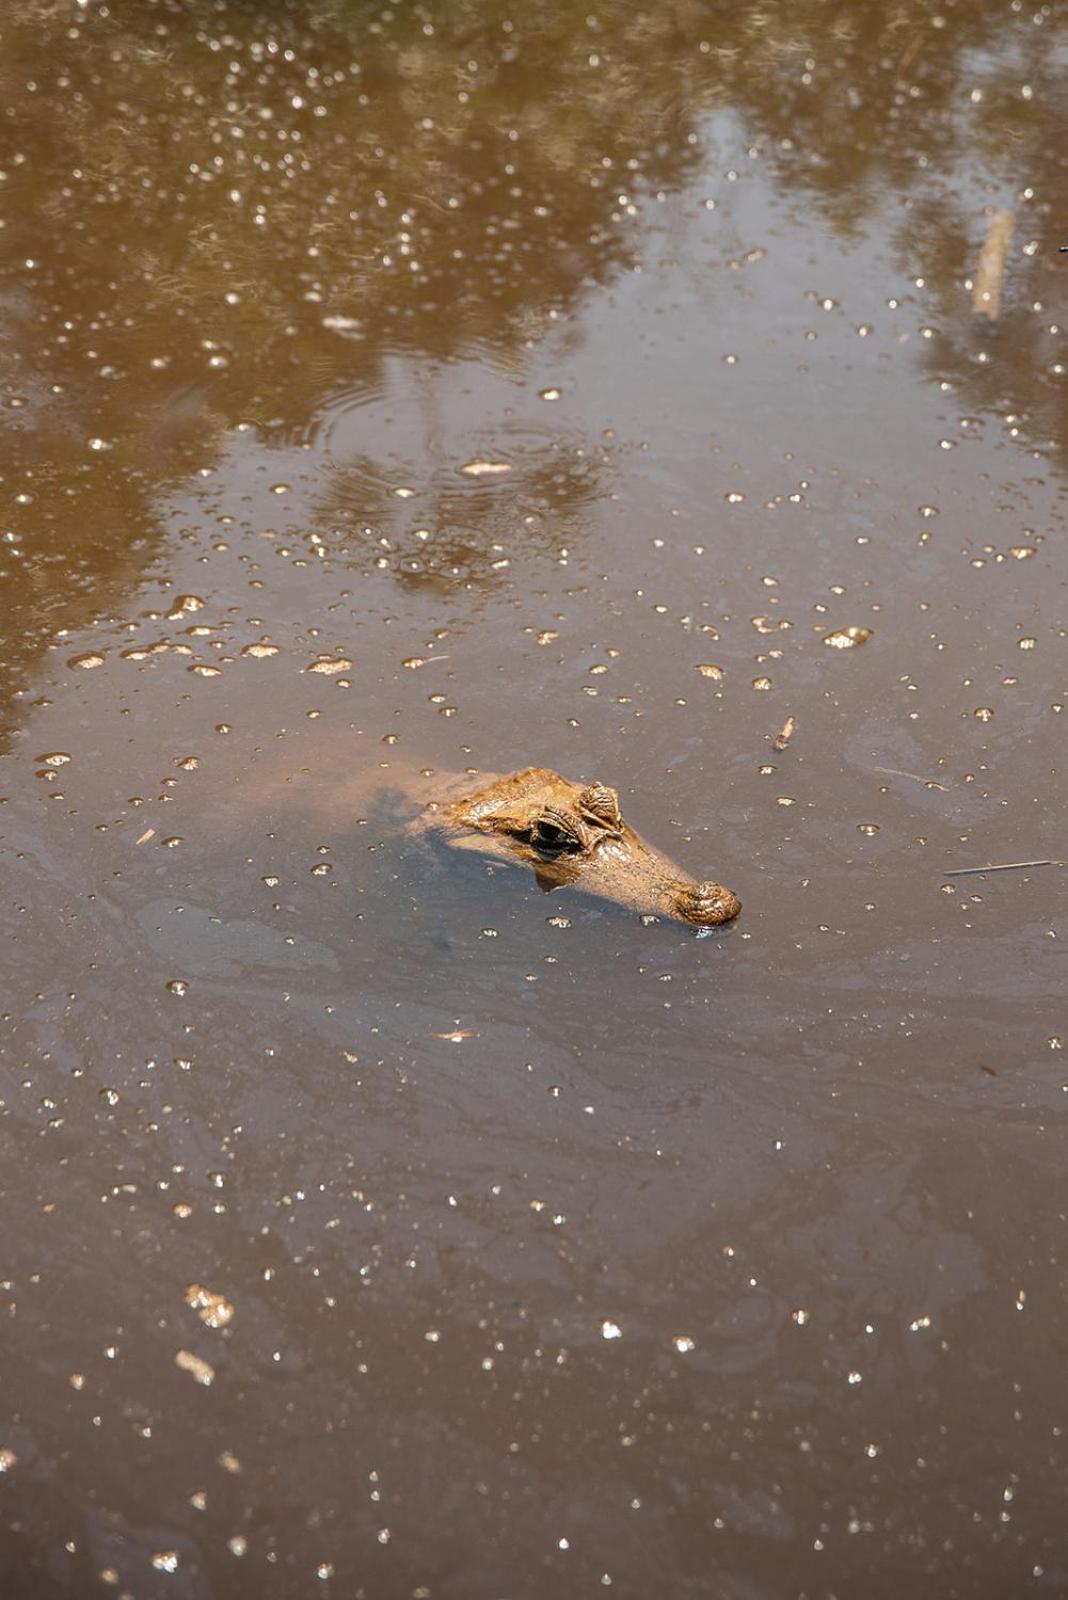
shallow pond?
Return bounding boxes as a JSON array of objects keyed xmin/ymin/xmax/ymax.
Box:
[{"xmin": 1, "ymin": 2, "xmax": 1066, "ymax": 1596}]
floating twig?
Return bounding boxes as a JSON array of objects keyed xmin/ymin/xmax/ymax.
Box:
[
  {"xmin": 875, "ymin": 765, "xmax": 947, "ymax": 790},
  {"xmin": 943, "ymin": 858, "xmax": 1061, "ymax": 878}
]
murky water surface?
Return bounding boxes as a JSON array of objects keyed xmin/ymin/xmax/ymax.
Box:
[{"xmin": 2, "ymin": 2, "xmax": 1067, "ymax": 1595}]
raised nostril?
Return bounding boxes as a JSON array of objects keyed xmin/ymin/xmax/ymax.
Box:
[{"xmin": 674, "ymin": 880, "xmax": 742, "ymax": 926}]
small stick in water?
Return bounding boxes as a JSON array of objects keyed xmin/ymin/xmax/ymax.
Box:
[
  {"xmin": 772, "ymin": 715, "xmax": 795, "ymax": 752},
  {"xmin": 943, "ymin": 859, "xmax": 1060, "ymax": 877},
  {"xmin": 972, "ymin": 209, "xmax": 1014, "ymax": 319}
]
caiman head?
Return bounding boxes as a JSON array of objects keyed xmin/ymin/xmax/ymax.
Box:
[{"xmin": 436, "ymin": 767, "xmax": 741, "ymax": 928}]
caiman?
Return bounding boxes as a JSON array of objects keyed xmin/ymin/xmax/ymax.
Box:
[
  {"xmin": 251, "ymin": 754, "xmax": 740, "ymax": 929},
  {"xmin": 412, "ymin": 766, "xmax": 741, "ymax": 928}
]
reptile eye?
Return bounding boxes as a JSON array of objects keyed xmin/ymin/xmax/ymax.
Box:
[{"xmin": 531, "ymin": 817, "xmax": 580, "ymax": 853}]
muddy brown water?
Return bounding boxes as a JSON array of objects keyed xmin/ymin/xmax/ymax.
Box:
[{"xmin": 2, "ymin": 2, "xmax": 1067, "ymax": 1596}]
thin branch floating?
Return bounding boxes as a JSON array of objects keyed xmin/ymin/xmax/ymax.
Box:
[{"xmin": 943, "ymin": 859, "xmax": 1062, "ymax": 878}]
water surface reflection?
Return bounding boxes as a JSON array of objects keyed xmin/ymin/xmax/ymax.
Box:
[{"xmin": 1, "ymin": 0, "xmax": 1067, "ymax": 1596}]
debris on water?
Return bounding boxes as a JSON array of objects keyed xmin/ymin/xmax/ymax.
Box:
[
  {"xmin": 972, "ymin": 209, "xmax": 1014, "ymax": 319},
  {"xmin": 175, "ymin": 1349, "xmax": 215, "ymax": 1386},
  {"xmin": 242, "ymin": 643, "xmax": 280, "ymax": 658},
  {"xmin": 0, "ymin": 1449, "xmax": 17, "ymax": 1472},
  {"xmin": 151, "ymin": 1551, "xmax": 181, "ymax": 1573},
  {"xmin": 68, "ymin": 652, "xmax": 105, "ymax": 670},
  {"xmin": 943, "ymin": 859, "xmax": 1061, "ymax": 877},
  {"xmin": 601, "ymin": 1320, "xmax": 622, "ymax": 1340},
  {"xmin": 752, "ymin": 676, "xmax": 773, "ymax": 691},
  {"xmin": 459, "ymin": 459, "xmax": 512, "ymax": 477},
  {"xmin": 823, "ymin": 626, "xmax": 872, "ymax": 650},
  {"xmin": 186, "ymin": 1284, "xmax": 235, "ymax": 1329},
  {"xmin": 308, "ymin": 657, "xmax": 353, "ymax": 675},
  {"xmin": 695, "ymin": 663, "xmax": 725, "ymax": 680},
  {"xmin": 673, "ymin": 1335, "xmax": 695, "ymax": 1353},
  {"xmin": 773, "ymin": 715, "xmax": 795, "ymax": 751},
  {"xmin": 168, "ymin": 594, "xmax": 205, "ymax": 618},
  {"xmin": 432, "ymin": 1029, "xmax": 478, "ymax": 1042}
]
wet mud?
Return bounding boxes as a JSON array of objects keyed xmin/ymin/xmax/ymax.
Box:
[{"xmin": 1, "ymin": 2, "xmax": 1067, "ymax": 1596}]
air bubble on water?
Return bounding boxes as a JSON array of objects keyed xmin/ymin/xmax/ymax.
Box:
[
  {"xmin": 68, "ymin": 652, "xmax": 105, "ymax": 670},
  {"xmin": 1018, "ymin": 637, "xmax": 1036, "ymax": 650},
  {"xmin": 269, "ymin": 483, "xmax": 289, "ymax": 495},
  {"xmin": 242, "ymin": 643, "xmax": 279, "ymax": 658},
  {"xmin": 191, "ymin": 665, "xmax": 222, "ymax": 677},
  {"xmin": 176, "ymin": 756, "xmax": 200, "ymax": 770},
  {"xmin": 38, "ymin": 752, "xmax": 71, "ymax": 766},
  {"xmin": 973, "ymin": 707, "xmax": 994, "ymax": 722},
  {"xmin": 725, "ymin": 490, "xmax": 746, "ymax": 503},
  {"xmin": 0, "ymin": 1449, "xmax": 17, "ymax": 1472},
  {"xmin": 857, "ymin": 823, "xmax": 880, "ymax": 835},
  {"xmin": 1009, "ymin": 545, "xmax": 1036, "ymax": 559},
  {"xmin": 166, "ymin": 979, "xmax": 188, "ymax": 996},
  {"xmin": 538, "ymin": 387, "xmax": 562, "ymax": 401},
  {"xmin": 311, "ymin": 863, "xmax": 332, "ymax": 876},
  {"xmin": 228, "ymin": 1537, "xmax": 247, "ymax": 1557},
  {"xmin": 673, "ymin": 1335, "xmax": 695, "ymax": 1353},
  {"xmin": 752, "ymin": 677, "xmax": 773, "ymax": 691},
  {"xmin": 601, "ymin": 1320, "xmax": 622, "ymax": 1340},
  {"xmin": 460, "ymin": 460, "xmax": 511, "ymax": 477},
  {"xmin": 162, "ymin": 836, "xmax": 183, "ymax": 848},
  {"xmin": 695, "ymin": 663, "xmax": 725, "ymax": 679},
  {"xmin": 262, "ymin": 875, "xmax": 279, "ymax": 888}
]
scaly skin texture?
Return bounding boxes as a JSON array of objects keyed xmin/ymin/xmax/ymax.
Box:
[{"xmin": 410, "ymin": 766, "xmax": 741, "ymax": 928}]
